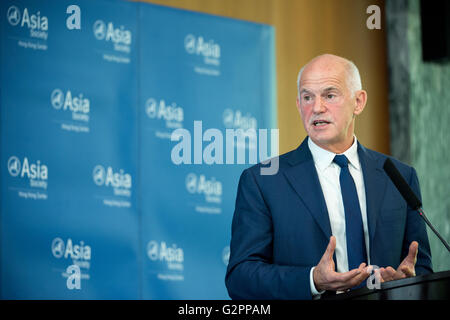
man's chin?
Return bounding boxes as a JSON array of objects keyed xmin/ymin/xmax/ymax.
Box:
[
  {"xmin": 308, "ymin": 133, "xmax": 335, "ymax": 145},
  {"xmin": 308, "ymin": 135, "xmax": 344, "ymax": 151}
]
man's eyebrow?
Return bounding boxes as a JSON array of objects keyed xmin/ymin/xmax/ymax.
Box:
[
  {"xmin": 299, "ymin": 88, "xmax": 313, "ymax": 95},
  {"xmin": 322, "ymin": 86, "xmax": 340, "ymax": 93}
]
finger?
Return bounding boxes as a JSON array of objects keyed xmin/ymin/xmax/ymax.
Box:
[
  {"xmin": 358, "ymin": 262, "xmax": 367, "ymax": 269},
  {"xmin": 332, "ymin": 263, "xmax": 370, "ymax": 289},
  {"xmin": 357, "ymin": 263, "xmax": 372, "ymax": 277},
  {"xmin": 386, "ymin": 266, "xmax": 396, "ymax": 274},
  {"xmin": 323, "ymin": 236, "xmax": 336, "ymax": 261},
  {"xmin": 327, "ymin": 236, "xmax": 336, "ymax": 257},
  {"xmin": 334, "ymin": 270, "xmax": 371, "ymax": 291},
  {"xmin": 349, "ymin": 268, "xmax": 371, "ymax": 287},
  {"xmin": 407, "ymin": 241, "xmax": 419, "ymax": 264},
  {"xmin": 393, "ymin": 268, "xmax": 407, "ymax": 280},
  {"xmin": 334, "ymin": 267, "xmax": 361, "ymax": 283},
  {"xmin": 328, "ymin": 264, "xmax": 373, "ymax": 291},
  {"xmin": 399, "ymin": 265, "xmax": 415, "ymax": 277},
  {"xmin": 325, "ymin": 269, "xmax": 360, "ymax": 291},
  {"xmin": 386, "ymin": 266, "xmax": 397, "ymax": 279},
  {"xmin": 380, "ymin": 267, "xmax": 393, "ymax": 282},
  {"xmin": 326, "ymin": 263, "xmax": 369, "ymax": 291},
  {"xmin": 381, "ymin": 267, "xmax": 396, "ymax": 282}
]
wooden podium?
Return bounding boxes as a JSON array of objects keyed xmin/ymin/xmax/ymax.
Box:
[{"xmin": 322, "ymin": 270, "xmax": 450, "ymax": 300}]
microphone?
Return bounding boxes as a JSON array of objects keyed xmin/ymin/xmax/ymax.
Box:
[{"xmin": 383, "ymin": 158, "xmax": 450, "ymax": 252}]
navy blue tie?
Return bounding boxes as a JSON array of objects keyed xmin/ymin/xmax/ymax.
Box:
[{"xmin": 333, "ymin": 155, "xmax": 367, "ymax": 272}]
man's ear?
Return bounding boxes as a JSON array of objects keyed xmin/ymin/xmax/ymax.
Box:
[
  {"xmin": 296, "ymin": 96, "xmax": 301, "ymax": 112},
  {"xmin": 354, "ymin": 90, "xmax": 367, "ymax": 115}
]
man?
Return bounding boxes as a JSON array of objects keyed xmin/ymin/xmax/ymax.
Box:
[{"xmin": 225, "ymin": 54, "xmax": 432, "ymax": 299}]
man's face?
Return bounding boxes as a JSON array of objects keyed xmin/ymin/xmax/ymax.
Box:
[{"xmin": 296, "ymin": 59, "xmax": 365, "ymax": 153}]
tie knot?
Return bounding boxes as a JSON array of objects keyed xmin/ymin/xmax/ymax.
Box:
[{"xmin": 333, "ymin": 154, "xmax": 349, "ymax": 168}]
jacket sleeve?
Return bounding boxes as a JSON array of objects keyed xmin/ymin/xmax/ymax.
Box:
[
  {"xmin": 225, "ymin": 168, "xmax": 313, "ymax": 300},
  {"xmin": 402, "ymin": 167, "xmax": 433, "ymax": 275}
]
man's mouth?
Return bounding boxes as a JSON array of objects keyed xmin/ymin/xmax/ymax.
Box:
[{"xmin": 312, "ymin": 120, "xmax": 331, "ymax": 127}]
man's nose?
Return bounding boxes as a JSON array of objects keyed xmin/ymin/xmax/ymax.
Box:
[{"xmin": 312, "ymin": 97, "xmax": 326, "ymax": 113}]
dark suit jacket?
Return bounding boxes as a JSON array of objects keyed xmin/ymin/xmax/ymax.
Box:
[{"xmin": 225, "ymin": 138, "xmax": 433, "ymax": 300}]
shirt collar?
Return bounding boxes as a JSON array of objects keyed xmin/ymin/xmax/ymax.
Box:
[{"xmin": 308, "ymin": 136, "xmax": 361, "ymax": 172}]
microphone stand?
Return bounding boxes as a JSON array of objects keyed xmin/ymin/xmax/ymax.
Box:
[{"xmin": 417, "ymin": 207, "xmax": 450, "ymax": 252}]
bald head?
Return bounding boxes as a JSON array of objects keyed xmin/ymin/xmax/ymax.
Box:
[{"xmin": 297, "ymin": 54, "xmax": 362, "ymax": 97}]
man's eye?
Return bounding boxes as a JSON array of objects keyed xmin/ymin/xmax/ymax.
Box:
[
  {"xmin": 327, "ymin": 94, "xmax": 335, "ymax": 99},
  {"xmin": 303, "ymin": 96, "xmax": 311, "ymax": 101}
]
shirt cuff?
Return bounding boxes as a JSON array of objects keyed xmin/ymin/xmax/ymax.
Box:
[{"xmin": 310, "ymin": 267, "xmax": 326, "ymax": 297}]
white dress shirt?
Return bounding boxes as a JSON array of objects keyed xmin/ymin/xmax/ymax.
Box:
[{"xmin": 308, "ymin": 136, "xmax": 370, "ymax": 296}]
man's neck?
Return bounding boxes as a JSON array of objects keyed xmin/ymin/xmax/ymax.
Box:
[{"xmin": 310, "ymin": 136, "xmax": 355, "ymax": 154}]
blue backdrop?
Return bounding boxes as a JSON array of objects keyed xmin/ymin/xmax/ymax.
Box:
[{"xmin": 0, "ymin": 0, "xmax": 275, "ymax": 299}]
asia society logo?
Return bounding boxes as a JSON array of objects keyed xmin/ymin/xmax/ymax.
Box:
[
  {"xmin": 51, "ymin": 89, "xmax": 90, "ymax": 123},
  {"xmin": 93, "ymin": 20, "xmax": 106, "ymax": 40},
  {"xmin": 146, "ymin": 240, "xmax": 184, "ymax": 263},
  {"xmin": 184, "ymin": 33, "xmax": 220, "ymax": 58},
  {"xmin": 6, "ymin": 6, "xmax": 48, "ymax": 31},
  {"xmin": 51, "ymin": 237, "xmax": 91, "ymax": 260},
  {"xmin": 147, "ymin": 241, "xmax": 159, "ymax": 261},
  {"xmin": 7, "ymin": 156, "xmax": 48, "ymax": 181},
  {"xmin": 185, "ymin": 173, "xmax": 198, "ymax": 194},
  {"xmin": 145, "ymin": 98, "xmax": 157, "ymax": 118},
  {"xmin": 51, "ymin": 89, "xmax": 64, "ymax": 109},
  {"xmin": 93, "ymin": 19, "xmax": 131, "ymax": 45},
  {"xmin": 92, "ymin": 165, "xmax": 106, "ymax": 186},
  {"xmin": 92, "ymin": 165, "xmax": 132, "ymax": 189},
  {"xmin": 52, "ymin": 237, "xmax": 65, "ymax": 258},
  {"xmin": 7, "ymin": 6, "xmax": 21, "ymax": 26},
  {"xmin": 145, "ymin": 98, "xmax": 184, "ymax": 126},
  {"xmin": 184, "ymin": 34, "xmax": 196, "ymax": 54},
  {"xmin": 223, "ymin": 108, "xmax": 257, "ymax": 130},
  {"xmin": 185, "ymin": 173, "xmax": 222, "ymax": 196},
  {"xmin": 7, "ymin": 156, "xmax": 21, "ymax": 177}
]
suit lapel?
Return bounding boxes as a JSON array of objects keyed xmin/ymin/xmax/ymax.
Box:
[
  {"xmin": 357, "ymin": 143, "xmax": 388, "ymax": 254},
  {"xmin": 283, "ymin": 139, "xmax": 332, "ymax": 241}
]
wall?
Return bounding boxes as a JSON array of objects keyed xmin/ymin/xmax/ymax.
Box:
[
  {"xmin": 140, "ymin": 0, "xmax": 390, "ymax": 155},
  {"xmin": 386, "ymin": 0, "xmax": 450, "ymax": 271}
]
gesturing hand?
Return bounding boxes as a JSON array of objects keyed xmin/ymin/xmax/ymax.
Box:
[
  {"xmin": 377, "ymin": 241, "xmax": 418, "ymax": 282},
  {"xmin": 313, "ymin": 236, "xmax": 371, "ymax": 292}
]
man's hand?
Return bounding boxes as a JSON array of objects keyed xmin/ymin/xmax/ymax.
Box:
[
  {"xmin": 313, "ymin": 236, "xmax": 371, "ymax": 292},
  {"xmin": 378, "ymin": 241, "xmax": 418, "ymax": 282}
]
